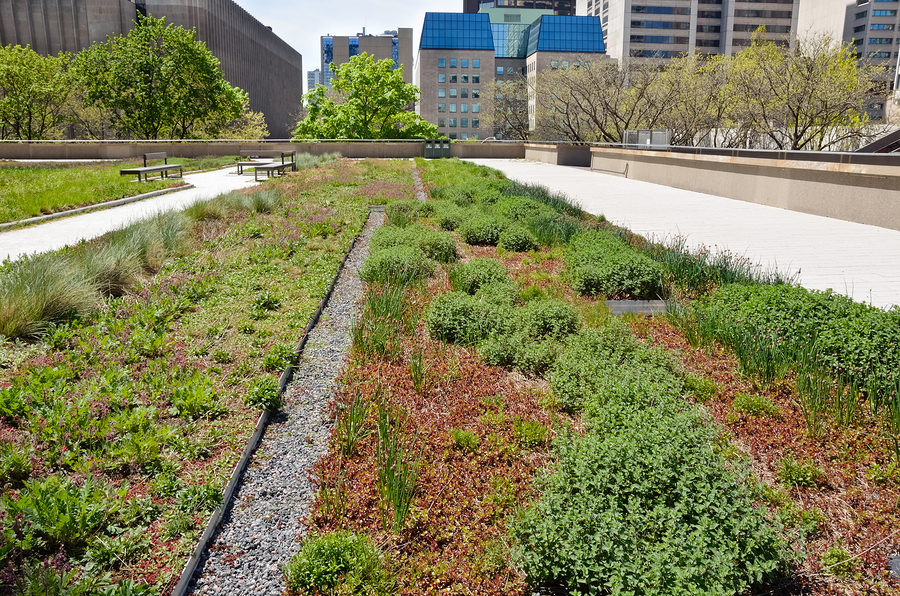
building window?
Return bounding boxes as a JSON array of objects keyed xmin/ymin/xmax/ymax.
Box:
[
  {"xmin": 438, "ymin": 88, "xmax": 446, "ymax": 98},
  {"xmin": 449, "ymin": 133, "xmax": 457, "ymax": 140},
  {"xmin": 869, "ymin": 37, "xmax": 894, "ymax": 43},
  {"xmin": 438, "ymin": 73, "xmax": 446, "ymax": 83},
  {"xmin": 869, "ymin": 50, "xmax": 892, "ymax": 57},
  {"xmin": 473, "ymin": 59, "xmax": 480, "ymax": 68},
  {"xmin": 857, "ymin": 10, "xmax": 869, "ymax": 17},
  {"xmin": 461, "ymin": 59, "xmax": 469, "ymax": 68},
  {"xmin": 873, "ymin": 9, "xmax": 898, "ymax": 15},
  {"xmin": 472, "ymin": 89, "xmax": 480, "ymax": 98},
  {"xmin": 461, "ymin": 74, "xmax": 469, "ymax": 84},
  {"xmin": 461, "ymin": 89, "xmax": 469, "ymax": 98},
  {"xmin": 450, "ymin": 118, "xmax": 457, "ymax": 127},
  {"xmin": 506, "ymin": 67, "xmax": 514, "ymax": 74},
  {"xmin": 461, "ymin": 133, "xmax": 468, "ymax": 140},
  {"xmin": 461, "ymin": 118, "xmax": 468, "ymax": 128},
  {"xmin": 871, "ymin": 23, "xmax": 896, "ymax": 29},
  {"xmin": 450, "ymin": 74, "xmax": 458, "ymax": 83},
  {"xmin": 473, "ymin": 74, "xmax": 480, "ymax": 83},
  {"xmin": 461, "ymin": 104, "xmax": 468, "ymax": 113},
  {"xmin": 438, "ymin": 118, "xmax": 446, "ymax": 127},
  {"xmin": 696, "ymin": 39, "xmax": 720, "ymax": 47},
  {"xmin": 562, "ymin": 61, "xmax": 569, "ymax": 67},
  {"xmin": 438, "ymin": 103, "xmax": 446, "ymax": 113},
  {"xmin": 472, "ymin": 119, "xmax": 480, "ymax": 129},
  {"xmin": 551, "ymin": 61, "xmax": 559, "ymax": 68},
  {"xmin": 450, "ymin": 88, "xmax": 458, "ymax": 98},
  {"xmin": 450, "ymin": 58, "xmax": 457, "ymax": 67},
  {"xmin": 497, "ymin": 66, "xmax": 504, "ymax": 75},
  {"xmin": 697, "ymin": 25, "xmax": 721, "ymax": 32},
  {"xmin": 472, "ymin": 103, "xmax": 480, "ymax": 113},
  {"xmin": 438, "ymin": 58, "xmax": 446, "ymax": 68},
  {"xmin": 471, "ymin": 134, "xmax": 479, "ymax": 140},
  {"xmin": 450, "ymin": 103, "xmax": 457, "ymax": 113}
]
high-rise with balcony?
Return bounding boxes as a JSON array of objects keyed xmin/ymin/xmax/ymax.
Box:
[
  {"xmin": 576, "ymin": 0, "xmax": 798, "ymax": 60},
  {"xmin": 320, "ymin": 28, "xmax": 414, "ymax": 89}
]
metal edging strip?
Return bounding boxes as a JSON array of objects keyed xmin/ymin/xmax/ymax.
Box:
[{"xmin": 169, "ymin": 206, "xmax": 379, "ymax": 596}]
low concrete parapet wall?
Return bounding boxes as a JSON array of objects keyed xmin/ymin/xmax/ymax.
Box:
[
  {"xmin": 0, "ymin": 141, "xmax": 527, "ymax": 161},
  {"xmin": 589, "ymin": 147, "xmax": 900, "ymax": 232},
  {"xmin": 525, "ymin": 143, "xmax": 591, "ymax": 167}
]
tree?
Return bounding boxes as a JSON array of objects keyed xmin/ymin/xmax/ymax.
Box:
[
  {"xmin": 0, "ymin": 45, "xmax": 72, "ymax": 140},
  {"xmin": 293, "ymin": 53, "xmax": 438, "ymax": 139},
  {"xmin": 73, "ymin": 14, "xmax": 245, "ymax": 139},
  {"xmin": 200, "ymin": 99, "xmax": 269, "ymax": 139},
  {"xmin": 481, "ymin": 75, "xmax": 532, "ymax": 140},
  {"xmin": 727, "ymin": 30, "xmax": 889, "ymax": 150}
]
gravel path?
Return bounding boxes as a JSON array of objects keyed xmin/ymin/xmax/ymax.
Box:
[{"xmin": 188, "ymin": 209, "xmax": 384, "ymax": 596}]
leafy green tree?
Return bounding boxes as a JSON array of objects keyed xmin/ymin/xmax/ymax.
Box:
[
  {"xmin": 293, "ymin": 53, "xmax": 438, "ymax": 139},
  {"xmin": 0, "ymin": 45, "xmax": 73, "ymax": 140},
  {"xmin": 73, "ymin": 14, "xmax": 245, "ymax": 139}
]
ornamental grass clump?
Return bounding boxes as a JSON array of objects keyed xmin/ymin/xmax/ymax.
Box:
[{"xmin": 565, "ymin": 230, "xmax": 665, "ymax": 299}]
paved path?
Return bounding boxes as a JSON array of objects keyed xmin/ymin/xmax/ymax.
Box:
[
  {"xmin": 468, "ymin": 159, "xmax": 900, "ymax": 310},
  {"xmin": 0, "ymin": 167, "xmax": 257, "ymax": 262}
]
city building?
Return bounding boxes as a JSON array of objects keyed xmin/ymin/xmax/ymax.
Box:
[
  {"xmin": 308, "ymin": 68, "xmax": 322, "ymax": 92},
  {"xmin": 320, "ymin": 28, "xmax": 414, "ymax": 89},
  {"xmin": 416, "ymin": 9, "xmax": 605, "ymax": 139},
  {"xmin": 797, "ymin": 0, "xmax": 899, "ymax": 118},
  {"xmin": 0, "ymin": 0, "xmax": 303, "ymax": 137},
  {"xmin": 464, "ymin": 0, "xmax": 576, "ymax": 15},
  {"xmin": 576, "ymin": 0, "xmax": 798, "ymax": 60}
]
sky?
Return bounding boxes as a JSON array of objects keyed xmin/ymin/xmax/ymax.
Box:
[{"xmin": 231, "ymin": 0, "xmax": 463, "ymax": 87}]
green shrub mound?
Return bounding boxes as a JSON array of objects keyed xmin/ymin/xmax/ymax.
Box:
[
  {"xmin": 448, "ymin": 258, "xmax": 510, "ymax": 295},
  {"xmin": 432, "ymin": 201, "xmax": 469, "ymax": 231},
  {"xmin": 492, "ymin": 196, "xmax": 556, "ymax": 223},
  {"xmin": 512, "ymin": 405, "xmax": 790, "ymax": 596},
  {"xmin": 500, "ymin": 180, "xmax": 585, "ymax": 218},
  {"xmin": 386, "ymin": 199, "xmax": 434, "ymax": 227},
  {"xmin": 565, "ymin": 230, "xmax": 665, "ymax": 299},
  {"xmin": 459, "ymin": 215, "xmax": 509, "ymax": 246},
  {"xmin": 517, "ymin": 299, "xmax": 580, "ymax": 341},
  {"xmin": 424, "ymin": 292, "xmax": 512, "ymax": 346},
  {"xmin": 369, "ymin": 225, "xmax": 459, "ymax": 264},
  {"xmin": 283, "ymin": 531, "xmax": 395, "ymax": 596},
  {"xmin": 498, "ymin": 226, "xmax": 540, "ymax": 253},
  {"xmin": 359, "ymin": 246, "xmax": 436, "ymax": 285},
  {"xmin": 513, "ymin": 320, "xmax": 791, "ymax": 595},
  {"xmin": 474, "ymin": 280, "xmax": 520, "ymax": 306},
  {"xmin": 694, "ymin": 283, "xmax": 900, "ymax": 403}
]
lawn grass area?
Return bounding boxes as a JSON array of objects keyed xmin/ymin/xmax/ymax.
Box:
[
  {"xmin": 291, "ymin": 158, "xmax": 900, "ymax": 596},
  {"xmin": 0, "ymin": 157, "xmax": 411, "ymax": 594},
  {"xmin": 0, "ymin": 156, "xmax": 237, "ymax": 223}
]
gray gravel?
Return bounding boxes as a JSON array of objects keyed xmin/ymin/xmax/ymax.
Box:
[{"xmin": 188, "ymin": 209, "xmax": 384, "ymax": 596}]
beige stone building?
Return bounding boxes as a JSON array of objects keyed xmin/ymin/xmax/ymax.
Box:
[{"xmin": 320, "ymin": 28, "xmax": 414, "ymax": 89}]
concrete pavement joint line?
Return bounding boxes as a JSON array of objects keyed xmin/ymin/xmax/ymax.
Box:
[
  {"xmin": 0, "ymin": 185, "xmax": 194, "ymax": 231},
  {"xmin": 464, "ymin": 158, "xmax": 900, "ymax": 310}
]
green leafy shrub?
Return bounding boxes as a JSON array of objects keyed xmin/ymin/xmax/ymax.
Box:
[
  {"xmin": 451, "ymin": 429, "xmax": 478, "ymax": 453},
  {"xmin": 369, "ymin": 225, "xmax": 458, "ymax": 264},
  {"xmin": 263, "ymin": 344, "xmax": 295, "ymax": 372},
  {"xmin": 359, "ymin": 246, "xmax": 436, "ymax": 285},
  {"xmin": 168, "ymin": 374, "xmax": 226, "ymax": 420},
  {"xmin": 433, "ymin": 202, "xmax": 468, "ymax": 231},
  {"xmin": 517, "ymin": 299, "xmax": 580, "ymax": 340},
  {"xmin": 500, "ymin": 180, "xmax": 584, "ymax": 218},
  {"xmin": 821, "ymin": 546, "xmax": 856, "ymax": 577},
  {"xmin": 424, "ymin": 292, "xmax": 511, "ymax": 345},
  {"xmin": 244, "ymin": 377, "xmax": 282, "ymax": 411},
  {"xmin": 448, "ymin": 258, "xmax": 510, "ymax": 295},
  {"xmin": 565, "ymin": 230, "xmax": 665, "ymax": 299},
  {"xmin": 513, "ymin": 406, "xmax": 790, "ymax": 596},
  {"xmin": 682, "ymin": 374, "xmax": 720, "ymax": 403},
  {"xmin": 459, "ymin": 216, "xmax": 508, "ymax": 246},
  {"xmin": 732, "ymin": 393, "xmax": 781, "ymax": 418},
  {"xmin": 498, "ymin": 226, "xmax": 540, "ymax": 253},
  {"xmin": 283, "ymin": 531, "xmax": 395, "ymax": 595},
  {"xmin": 492, "ymin": 196, "xmax": 556, "ymax": 223},
  {"xmin": 386, "ymin": 200, "xmax": 431, "ymax": 226},
  {"xmin": 777, "ymin": 456, "xmax": 825, "ymax": 488},
  {"xmin": 474, "ymin": 280, "xmax": 519, "ymax": 306}
]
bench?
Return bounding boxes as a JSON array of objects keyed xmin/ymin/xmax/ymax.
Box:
[
  {"xmin": 120, "ymin": 153, "xmax": 183, "ymax": 182},
  {"xmin": 238, "ymin": 150, "xmax": 297, "ymax": 176},
  {"xmin": 253, "ymin": 162, "xmax": 294, "ymax": 181}
]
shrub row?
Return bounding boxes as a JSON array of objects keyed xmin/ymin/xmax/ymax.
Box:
[{"xmin": 512, "ymin": 321, "xmax": 793, "ymax": 594}]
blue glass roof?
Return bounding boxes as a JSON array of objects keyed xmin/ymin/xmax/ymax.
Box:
[
  {"xmin": 527, "ymin": 15, "xmax": 605, "ymax": 54},
  {"xmin": 420, "ymin": 13, "xmax": 495, "ymax": 50}
]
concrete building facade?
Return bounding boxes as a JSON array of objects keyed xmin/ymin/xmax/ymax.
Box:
[
  {"xmin": 0, "ymin": 0, "xmax": 304, "ymax": 138},
  {"xmin": 416, "ymin": 9, "xmax": 605, "ymax": 139},
  {"xmin": 464, "ymin": 0, "xmax": 576, "ymax": 15},
  {"xmin": 321, "ymin": 28, "xmax": 414, "ymax": 89},
  {"xmin": 576, "ymin": 0, "xmax": 798, "ymax": 60}
]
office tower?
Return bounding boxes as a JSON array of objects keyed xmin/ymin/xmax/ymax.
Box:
[
  {"xmin": 321, "ymin": 28, "xmax": 414, "ymax": 89},
  {"xmin": 464, "ymin": 0, "xmax": 576, "ymax": 15},
  {"xmin": 308, "ymin": 69, "xmax": 322, "ymax": 92}
]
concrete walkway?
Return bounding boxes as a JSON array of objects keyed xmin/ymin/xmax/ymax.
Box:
[
  {"xmin": 0, "ymin": 167, "xmax": 258, "ymax": 262},
  {"xmin": 469, "ymin": 159, "xmax": 900, "ymax": 310}
]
